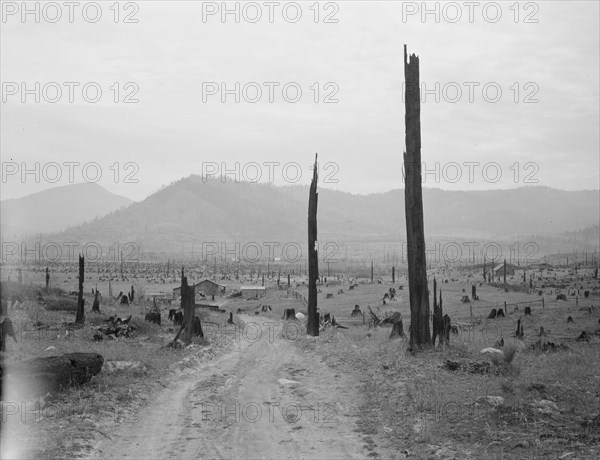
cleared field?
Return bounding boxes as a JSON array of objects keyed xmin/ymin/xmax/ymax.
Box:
[{"xmin": 1, "ymin": 265, "xmax": 598, "ymax": 459}]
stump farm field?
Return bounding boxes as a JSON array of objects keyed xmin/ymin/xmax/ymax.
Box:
[
  {"xmin": 2, "ymin": 4, "xmax": 600, "ymax": 458},
  {"xmin": 1, "ymin": 264, "xmax": 599, "ymax": 459}
]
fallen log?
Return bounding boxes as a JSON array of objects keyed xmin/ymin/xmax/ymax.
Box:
[{"xmin": 2, "ymin": 352, "xmax": 103, "ymax": 398}]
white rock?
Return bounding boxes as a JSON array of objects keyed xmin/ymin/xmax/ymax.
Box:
[
  {"xmin": 103, "ymin": 361, "xmax": 148, "ymax": 374},
  {"xmin": 533, "ymin": 399, "xmax": 559, "ymax": 413},
  {"xmin": 277, "ymin": 378, "xmax": 299, "ymax": 387},
  {"xmin": 476, "ymin": 395, "xmax": 504, "ymax": 407},
  {"xmin": 480, "ymin": 348, "xmax": 503, "ymax": 355},
  {"xmin": 295, "ymin": 312, "xmax": 305, "ymax": 319},
  {"xmin": 45, "ymin": 346, "xmax": 56, "ymax": 351},
  {"xmin": 487, "ymin": 396, "xmax": 504, "ymax": 406}
]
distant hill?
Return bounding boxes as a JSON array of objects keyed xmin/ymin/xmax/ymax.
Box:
[
  {"xmin": 0, "ymin": 183, "xmax": 133, "ymax": 238},
  {"xmin": 45, "ymin": 176, "xmax": 599, "ymax": 255}
]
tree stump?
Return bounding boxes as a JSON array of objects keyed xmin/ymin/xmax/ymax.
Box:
[
  {"xmin": 92, "ymin": 290, "xmax": 100, "ymax": 313},
  {"xmin": 172, "ymin": 269, "xmax": 198, "ymax": 346},
  {"xmin": 75, "ymin": 255, "xmax": 85, "ymax": 324},
  {"xmin": 1, "ymin": 316, "xmax": 17, "ymax": 352},
  {"xmin": 282, "ymin": 308, "xmax": 296, "ymax": 320},
  {"xmin": 389, "ymin": 316, "xmax": 404, "ymax": 339}
]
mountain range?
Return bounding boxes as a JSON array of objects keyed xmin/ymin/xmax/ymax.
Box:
[
  {"xmin": 13, "ymin": 176, "xmax": 596, "ymax": 256},
  {"xmin": 0, "ymin": 183, "xmax": 132, "ymax": 238}
]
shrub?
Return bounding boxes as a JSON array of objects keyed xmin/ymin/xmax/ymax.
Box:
[{"xmin": 45, "ymin": 296, "xmax": 78, "ymax": 312}]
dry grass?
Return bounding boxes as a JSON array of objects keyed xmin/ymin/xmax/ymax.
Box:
[
  {"xmin": 503, "ymin": 340, "xmax": 519, "ymax": 364},
  {"xmin": 2, "ymin": 268, "xmax": 599, "ymax": 459},
  {"xmin": 291, "ymin": 275, "xmax": 600, "ymax": 459},
  {"xmin": 43, "ymin": 295, "xmax": 78, "ymax": 312},
  {"xmin": 0, "ymin": 280, "xmax": 235, "ymax": 459}
]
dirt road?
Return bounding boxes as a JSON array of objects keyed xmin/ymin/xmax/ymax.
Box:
[{"xmin": 95, "ymin": 317, "xmax": 371, "ymax": 459}]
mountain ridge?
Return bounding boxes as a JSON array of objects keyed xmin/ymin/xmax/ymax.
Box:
[
  {"xmin": 1, "ymin": 182, "xmax": 133, "ymax": 238},
  {"xmin": 29, "ymin": 176, "xmax": 598, "ymax": 254}
]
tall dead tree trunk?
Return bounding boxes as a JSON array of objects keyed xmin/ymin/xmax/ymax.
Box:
[
  {"xmin": 392, "ymin": 266, "xmax": 395, "ymax": 284},
  {"xmin": 307, "ymin": 153, "xmax": 320, "ymax": 337},
  {"xmin": 432, "ymin": 277, "xmax": 441, "ymax": 346},
  {"xmin": 45, "ymin": 267, "xmax": 50, "ymax": 291},
  {"xmin": 75, "ymin": 255, "xmax": 85, "ymax": 324},
  {"xmin": 404, "ymin": 45, "xmax": 431, "ymax": 348},
  {"xmin": 371, "ymin": 261, "xmax": 374, "ymax": 283}
]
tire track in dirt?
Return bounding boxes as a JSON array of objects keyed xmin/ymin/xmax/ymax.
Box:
[{"xmin": 94, "ymin": 316, "xmax": 370, "ymax": 459}]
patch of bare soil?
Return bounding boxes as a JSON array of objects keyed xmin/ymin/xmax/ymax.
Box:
[{"xmin": 90, "ymin": 316, "xmax": 372, "ymax": 459}]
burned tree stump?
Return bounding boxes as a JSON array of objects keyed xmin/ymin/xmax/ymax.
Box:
[
  {"xmin": 1, "ymin": 316, "xmax": 17, "ymax": 352},
  {"xmin": 282, "ymin": 308, "xmax": 297, "ymax": 320},
  {"xmin": 75, "ymin": 255, "xmax": 85, "ymax": 324},
  {"xmin": 307, "ymin": 154, "xmax": 319, "ymax": 337},
  {"xmin": 144, "ymin": 311, "xmax": 161, "ymax": 325},
  {"xmin": 442, "ymin": 314, "xmax": 452, "ymax": 345},
  {"xmin": 389, "ymin": 314, "xmax": 404, "ymax": 339},
  {"xmin": 472, "ymin": 284, "xmax": 478, "ymax": 300},
  {"xmin": 403, "ymin": 45, "xmax": 431, "ymax": 348},
  {"xmin": 525, "ymin": 306, "xmax": 532, "ymax": 315},
  {"xmin": 351, "ymin": 305, "xmax": 362, "ymax": 317},
  {"xmin": 92, "ymin": 289, "xmax": 100, "ymax": 314},
  {"xmin": 516, "ymin": 318, "xmax": 524, "ymax": 338},
  {"xmin": 172, "ymin": 269, "xmax": 198, "ymax": 346},
  {"xmin": 2, "ymin": 352, "xmax": 103, "ymax": 398},
  {"xmin": 432, "ymin": 278, "xmax": 442, "ymax": 346},
  {"xmin": 193, "ymin": 316, "xmax": 203, "ymax": 338}
]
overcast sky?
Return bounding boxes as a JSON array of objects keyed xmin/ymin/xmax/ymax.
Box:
[{"xmin": 1, "ymin": 0, "xmax": 598, "ymax": 201}]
